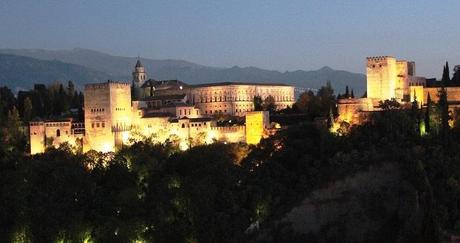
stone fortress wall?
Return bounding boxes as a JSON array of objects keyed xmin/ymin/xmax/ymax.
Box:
[
  {"xmin": 338, "ymin": 55, "xmax": 460, "ymax": 126},
  {"xmin": 30, "ymin": 60, "xmax": 289, "ymax": 154}
]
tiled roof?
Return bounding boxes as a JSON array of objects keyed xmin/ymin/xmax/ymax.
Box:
[{"xmin": 190, "ymin": 81, "xmax": 291, "ymax": 88}]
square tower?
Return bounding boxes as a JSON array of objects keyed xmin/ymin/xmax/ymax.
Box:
[
  {"xmin": 395, "ymin": 60, "xmax": 416, "ymax": 101},
  {"xmin": 366, "ymin": 56, "xmax": 397, "ymax": 100},
  {"xmin": 84, "ymin": 81, "xmax": 132, "ymax": 152},
  {"xmin": 245, "ymin": 111, "xmax": 269, "ymax": 144}
]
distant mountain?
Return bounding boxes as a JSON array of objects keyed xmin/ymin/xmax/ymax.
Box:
[
  {"xmin": 0, "ymin": 54, "xmax": 113, "ymax": 90},
  {"xmin": 0, "ymin": 48, "xmax": 366, "ymax": 95}
]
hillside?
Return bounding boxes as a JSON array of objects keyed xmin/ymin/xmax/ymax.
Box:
[
  {"xmin": 0, "ymin": 48, "xmax": 366, "ymax": 95},
  {"xmin": 0, "ymin": 54, "xmax": 113, "ymax": 90}
]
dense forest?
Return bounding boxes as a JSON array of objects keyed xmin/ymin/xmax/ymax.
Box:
[{"xmin": 1, "ymin": 75, "xmax": 460, "ymax": 242}]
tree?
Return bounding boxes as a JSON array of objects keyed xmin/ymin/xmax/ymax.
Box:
[
  {"xmin": 351, "ymin": 89, "xmax": 355, "ymax": 98},
  {"xmin": 263, "ymin": 95, "xmax": 276, "ymax": 114},
  {"xmin": 442, "ymin": 61, "xmax": 451, "ymax": 85},
  {"xmin": 411, "ymin": 92, "xmax": 420, "ymax": 132},
  {"xmin": 6, "ymin": 106, "xmax": 22, "ymax": 145},
  {"xmin": 0, "ymin": 87, "xmax": 16, "ymax": 125},
  {"xmin": 345, "ymin": 85, "xmax": 350, "ymax": 98},
  {"xmin": 253, "ymin": 96, "xmax": 263, "ymax": 111},
  {"xmin": 327, "ymin": 105, "xmax": 334, "ymax": 128},
  {"xmin": 317, "ymin": 82, "xmax": 336, "ymax": 116},
  {"xmin": 67, "ymin": 81, "xmax": 75, "ymax": 96},
  {"xmin": 23, "ymin": 97, "xmax": 33, "ymax": 122},
  {"xmin": 378, "ymin": 98, "xmax": 401, "ymax": 111},
  {"xmin": 438, "ymin": 82, "xmax": 450, "ymax": 143},
  {"xmin": 425, "ymin": 93, "xmax": 432, "ymax": 132},
  {"xmin": 453, "ymin": 65, "xmax": 460, "ymax": 85}
]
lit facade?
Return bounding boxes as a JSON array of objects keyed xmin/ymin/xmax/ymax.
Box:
[
  {"xmin": 337, "ymin": 55, "xmax": 459, "ymax": 126},
  {"xmin": 187, "ymin": 82, "xmax": 295, "ymax": 116},
  {"xmin": 29, "ymin": 60, "xmax": 288, "ymax": 154}
]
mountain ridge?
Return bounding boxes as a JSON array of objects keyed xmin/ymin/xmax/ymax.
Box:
[{"xmin": 0, "ymin": 48, "xmax": 366, "ymax": 95}]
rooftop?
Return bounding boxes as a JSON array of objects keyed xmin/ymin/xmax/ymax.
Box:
[
  {"xmin": 162, "ymin": 102, "xmax": 194, "ymax": 108},
  {"xmin": 190, "ymin": 81, "xmax": 292, "ymax": 88},
  {"xmin": 141, "ymin": 94, "xmax": 187, "ymax": 101},
  {"xmin": 142, "ymin": 112, "xmax": 173, "ymax": 118}
]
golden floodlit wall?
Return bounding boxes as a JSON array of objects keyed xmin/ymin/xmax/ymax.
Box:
[
  {"xmin": 367, "ymin": 56, "xmax": 397, "ymax": 101},
  {"xmin": 30, "ymin": 122, "xmax": 45, "ymax": 154},
  {"xmin": 395, "ymin": 60, "xmax": 414, "ymax": 100},
  {"xmin": 409, "ymin": 86, "xmax": 424, "ymax": 107},
  {"xmin": 337, "ymin": 98, "xmax": 374, "ymax": 125},
  {"xmin": 245, "ymin": 111, "xmax": 269, "ymax": 144},
  {"xmin": 424, "ymin": 87, "xmax": 460, "ymax": 105},
  {"xmin": 30, "ymin": 79, "xmax": 280, "ymax": 154},
  {"xmin": 84, "ymin": 81, "xmax": 131, "ymax": 152}
]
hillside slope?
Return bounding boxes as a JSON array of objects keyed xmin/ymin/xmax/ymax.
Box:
[{"xmin": 0, "ymin": 54, "xmax": 113, "ymax": 90}]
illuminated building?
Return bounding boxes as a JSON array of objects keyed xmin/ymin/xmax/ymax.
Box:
[
  {"xmin": 29, "ymin": 60, "xmax": 290, "ymax": 154},
  {"xmin": 337, "ymin": 55, "xmax": 460, "ymax": 127}
]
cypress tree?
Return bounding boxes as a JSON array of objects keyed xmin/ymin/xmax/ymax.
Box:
[
  {"xmin": 425, "ymin": 93, "xmax": 431, "ymax": 132},
  {"xmin": 23, "ymin": 97, "xmax": 33, "ymax": 122},
  {"xmin": 7, "ymin": 106, "xmax": 22, "ymax": 144},
  {"xmin": 327, "ymin": 105, "xmax": 334, "ymax": 128},
  {"xmin": 351, "ymin": 89, "xmax": 355, "ymax": 98},
  {"xmin": 438, "ymin": 79, "xmax": 449, "ymax": 144},
  {"xmin": 411, "ymin": 91, "xmax": 419, "ymax": 133},
  {"xmin": 345, "ymin": 86, "xmax": 349, "ymax": 98},
  {"xmin": 442, "ymin": 61, "xmax": 451, "ymax": 84}
]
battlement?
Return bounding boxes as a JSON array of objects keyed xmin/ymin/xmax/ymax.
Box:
[
  {"xmin": 366, "ymin": 56, "xmax": 395, "ymax": 62},
  {"xmin": 30, "ymin": 121, "xmax": 44, "ymax": 126},
  {"xmin": 85, "ymin": 80, "xmax": 130, "ymax": 90},
  {"xmin": 211, "ymin": 126, "xmax": 245, "ymax": 132}
]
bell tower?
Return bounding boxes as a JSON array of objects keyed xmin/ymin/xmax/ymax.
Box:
[{"xmin": 132, "ymin": 58, "xmax": 147, "ymax": 100}]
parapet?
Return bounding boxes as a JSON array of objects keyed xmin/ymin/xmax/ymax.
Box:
[
  {"xmin": 29, "ymin": 121, "xmax": 44, "ymax": 126},
  {"xmin": 85, "ymin": 80, "xmax": 130, "ymax": 90},
  {"xmin": 366, "ymin": 56, "xmax": 395, "ymax": 62}
]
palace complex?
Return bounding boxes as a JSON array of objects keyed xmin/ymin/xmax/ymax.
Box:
[
  {"xmin": 29, "ymin": 60, "xmax": 295, "ymax": 154},
  {"xmin": 337, "ymin": 56, "xmax": 460, "ymax": 126}
]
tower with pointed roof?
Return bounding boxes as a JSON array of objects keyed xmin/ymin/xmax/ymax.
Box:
[{"xmin": 132, "ymin": 58, "xmax": 147, "ymax": 100}]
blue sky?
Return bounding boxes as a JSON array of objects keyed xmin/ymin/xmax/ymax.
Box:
[{"xmin": 1, "ymin": 0, "xmax": 459, "ymax": 77}]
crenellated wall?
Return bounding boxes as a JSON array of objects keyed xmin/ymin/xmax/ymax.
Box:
[
  {"xmin": 84, "ymin": 81, "xmax": 132, "ymax": 152},
  {"xmin": 366, "ymin": 56, "xmax": 397, "ymax": 101},
  {"xmin": 30, "ymin": 81, "xmax": 276, "ymax": 154}
]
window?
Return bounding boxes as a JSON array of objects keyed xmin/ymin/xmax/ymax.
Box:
[
  {"xmin": 182, "ymin": 124, "xmax": 185, "ymax": 128},
  {"xmin": 102, "ymin": 122, "xmax": 105, "ymax": 128},
  {"xmin": 56, "ymin": 129, "xmax": 61, "ymax": 137},
  {"xmin": 96, "ymin": 123, "xmax": 100, "ymax": 128}
]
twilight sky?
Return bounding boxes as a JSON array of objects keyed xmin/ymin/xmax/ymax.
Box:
[{"xmin": 1, "ymin": 0, "xmax": 459, "ymax": 78}]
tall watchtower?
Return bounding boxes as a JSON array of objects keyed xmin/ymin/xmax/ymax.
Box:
[
  {"xmin": 84, "ymin": 81, "xmax": 132, "ymax": 152},
  {"xmin": 132, "ymin": 58, "xmax": 147, "ymax": 100},
  {"xmin": 366, "ymin": 56, "xmax": 397, "ymax": 101}
]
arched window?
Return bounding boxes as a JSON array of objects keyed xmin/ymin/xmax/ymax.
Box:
[
  {"xmin": 182, "ymin": 124, "xmax": 185, "ymax": 128},
  {"xmin": 56, "ymin": 129, "xmax": 61, "ymax": 137}
]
